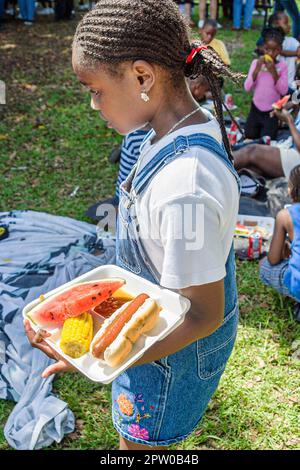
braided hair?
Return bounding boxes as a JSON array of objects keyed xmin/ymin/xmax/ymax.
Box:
[
  {"xmin": 261, "ymin": 26, "xmax": 285, "ymax": 47},
  {"xmin": 73, "ymin": 0, "xmax": 242, "ymax": 159},
  {"xmin": 289, "ymin": 165, "xmax": 300, "ymax": 202}
]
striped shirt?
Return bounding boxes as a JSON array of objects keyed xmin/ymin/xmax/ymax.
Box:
[{"xmin": 115, "ymin": 129, "xmax": 149, "ymax": 198}]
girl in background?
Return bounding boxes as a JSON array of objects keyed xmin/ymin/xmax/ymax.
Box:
[{"xmin": 244, "ymin": 27, "xmax": 288, "ymax": 140}]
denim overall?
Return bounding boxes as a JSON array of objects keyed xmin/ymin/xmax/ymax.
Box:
[{"xmin": 112, "ymin": 131, "xmax": 240, "ymax": 446}]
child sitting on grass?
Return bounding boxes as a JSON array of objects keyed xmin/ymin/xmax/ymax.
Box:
[
  {"xmin": 199, "ymin": 19, "xmax": 231, "ymax": 66},
  {"xmin": 260, "ymin": 165, "xmax": 300, "ymax": 321},
  {"xmin": 244, "ymin": 27, "xmax": 288, "ymax": 140}
]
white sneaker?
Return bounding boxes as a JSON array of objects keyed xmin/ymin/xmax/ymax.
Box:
[
  {"xmin": 48, "ymin": 7, "xmax": 54, "ymax": 14},
  {"xmin": 5, "ymin": 8, "xmax": 14, "ymax": 15},
  {"xmin": 78, "ymin": 3, "xmax": 89, "ymax": 10},
  {"xmin": 24, "ymin": 21, "xmax": 33, "ymax": 25},
  {"xmin": 216, "ymin": 22, "xmax": 222, "ymax": 29},
  {"xmin": 16, "ymin": 13, "xmax": 23, "ymax": 20},
  {"xmin": 198, "ymin": 19, "xmax": 204, "ymax": 28},
  {"xmin": 37, "ymin": 8, "xmax": 49, "ymax": 15}
]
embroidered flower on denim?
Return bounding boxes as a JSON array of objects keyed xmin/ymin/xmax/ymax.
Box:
[
  {"xmin": 128, "ymin": 423, "xmax": 150, "ymax": 440},
  {"xmin": 117, "ymin": 394, "xmax": 134, "ymax": 416}
]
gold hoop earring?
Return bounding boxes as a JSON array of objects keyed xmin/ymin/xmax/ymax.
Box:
[{"xmin": 141, "ymin": 91, "xmax": 150, "ymax": 102}]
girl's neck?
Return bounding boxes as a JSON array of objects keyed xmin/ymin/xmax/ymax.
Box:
[{"xmin": 149, "ymin": 88, "xmax": 209, "ymax": 144}]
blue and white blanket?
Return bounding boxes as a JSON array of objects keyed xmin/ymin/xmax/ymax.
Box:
[{"xmin": 0, "ymin": 210, "xmax": 116, "ymax": 450}]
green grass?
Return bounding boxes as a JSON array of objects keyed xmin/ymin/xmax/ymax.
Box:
[{"xmin": 0, "ymin": 11, "xmax": 299, "ymax": 451}]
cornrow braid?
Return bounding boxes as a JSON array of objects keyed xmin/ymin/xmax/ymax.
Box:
[
  {"xmin": 289, "ymin": 164, "xmax": 300, "ymax": 202},
  {"xmin": 73, "ymin": 0, "xmax": 243, "ymax": 160},
  {"xmin": 184, "ymin": 43, "xmax": 243, "ymax": 159},
  {"xmin": 74, "ymin": 0, "xmax": 189, "ymax": 70}
]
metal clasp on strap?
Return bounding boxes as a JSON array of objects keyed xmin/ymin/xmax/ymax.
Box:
[
  {"xmin": 173, "ymin": 135, "xmax": 189, "ymax": 156},
  {"xmin": 124, "ymin": 189, "xmax": 137, "ymax": 210}
]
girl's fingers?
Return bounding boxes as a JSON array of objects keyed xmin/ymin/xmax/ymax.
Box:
[
  {"xmin": 42, "ymin": 360, "xmax": 76, "ymax": 378},
  {"xmin": 23, "ymin": 319, "xmax": 51, "ymax": 343}
]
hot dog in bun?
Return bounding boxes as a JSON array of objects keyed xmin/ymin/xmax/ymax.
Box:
[{"xmin": 90, "ymin": 293, "xmax": 161, "ymax": 367}]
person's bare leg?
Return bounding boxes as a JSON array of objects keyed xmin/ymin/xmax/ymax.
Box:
[
  {"xmin": 233, "ymin": 144, "xmax": 284, "ymax": 178},
  {"xmin": 199, "ymin": 0, "xmax": 206, "ymax": 22},
  {"xmin": 119, "ymin": 436, "xmax": 168, "ymax": 451},
  {"xmin": 210, "ymin": 0, "xmax": 217, "ymax": 20}
]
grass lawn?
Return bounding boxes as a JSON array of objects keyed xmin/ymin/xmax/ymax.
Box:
[{"xmin": 0, "ymin": 7, "xmax": 299, "ymax": 451}]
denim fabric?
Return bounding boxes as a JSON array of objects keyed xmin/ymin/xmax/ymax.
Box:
[
  {"xmin": 233, "ymin": 0, "xmax": 255, "ymax": 29},
  {"xmin": 275, "ymin": 0, "xmax": 300, "ymax": 39},
  {"xmin": 18, "ymin": 0, "xmax": 35, "ymax": 21},
  {"xmin": 112, "ymin": 130, "xmax": 240, "ymax": 446},
  {"xmin": 260, "ymin": 257, "xmax": 293, "ymax": 297},
  {"xmin": 0, "ymin": 0, "xmax": 5, "ymax": 19}
]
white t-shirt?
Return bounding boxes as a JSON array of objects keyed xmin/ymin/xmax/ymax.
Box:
[
  {"xmin": 132, "ymin": 116, "xmax": 239, "ymax": 290},
  {"xmin": 280, "ymin": 37, "xmax": 300, "ymax": 89}
]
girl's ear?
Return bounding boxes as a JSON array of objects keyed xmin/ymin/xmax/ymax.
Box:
[{"xmin": 132, "ymin": 60, "xmax": 156, "ymax": 94}]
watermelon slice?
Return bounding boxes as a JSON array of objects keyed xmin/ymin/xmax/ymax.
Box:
[
  {"xmin": 27, "ymin": 278, "xmax": 125, "ymax": 328},
  {"xmin": 272, "ymin": 95, "xmax": 290, "ymax": 110}
]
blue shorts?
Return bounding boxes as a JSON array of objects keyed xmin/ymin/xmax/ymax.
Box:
[
  {"xmin": 260, "ymin": 258, "xmax": 292, "ymax": 297},
  {"xmin": 111, "ymin": 304, "xmax": 239, "ymax": 447}
]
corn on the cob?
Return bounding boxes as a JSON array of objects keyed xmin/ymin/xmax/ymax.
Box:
[{"xmin": 60, "ymin": 312, "xmax": 93, "ymax": 359}]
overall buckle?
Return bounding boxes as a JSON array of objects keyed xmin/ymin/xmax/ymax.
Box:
[{"xmin": 173, "ymin": 135, "xmax": 189, "ymax": 156}]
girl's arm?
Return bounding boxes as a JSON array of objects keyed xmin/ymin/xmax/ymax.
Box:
[
  {"xmin": 244, "ymin": 60, "xmax": 261, "ymax": 92},
  {"xmin": 267, "ymin": 209, "xmax": 290, "ymax": 265},
  {"xmin": 133, "ymin": 279, "xmax": 224, "ymax": 366},
  {"xmin": 273, "ymin": 62, "xmax": 288, "ymax": 94},
  {"xmin": 272, "ymin": 108, "xmax": 300, "ymax": 152},
  {"xmin": 280, "ymin": 46, "xmax": 300, "ymax": 58}
]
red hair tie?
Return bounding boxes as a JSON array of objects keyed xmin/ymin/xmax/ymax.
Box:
[{"xmin": 186, "ymin": 45, "xmax": 208, "ymax": 64}]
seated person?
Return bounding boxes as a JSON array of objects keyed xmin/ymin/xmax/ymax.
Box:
[
  {"xmin": 199, "ymin": 19, "xmax": 231, "ymax": 66},
  {"xmin": 187, "ymin": 75, "xmax": 211, "ymax": 103},
  {"xmin": 244, "ymin": 27, "xmax": 288, "ymax": 140},
  {"xmin": 233, "ymin": 105, "xmax": 300, "ymax": 179},
  {"xmin": 114, "ymin": 126, "xmax": 150, "ymax": 201},
  {"xmin": 260, "ymin": 165, "xmax": 300, "ymax": 315}
]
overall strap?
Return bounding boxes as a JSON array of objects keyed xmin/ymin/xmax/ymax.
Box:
[{"xmin": 131, "ymin": 133, "xmax": 240, "ymax": 197}]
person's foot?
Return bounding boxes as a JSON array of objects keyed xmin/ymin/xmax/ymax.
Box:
[
  {"xmin": 216, "ymin": 22, "xmax": 222, "ymax": 29},
  {"xmin": 37, "ymin": 7, "xmax": 49, "ymax": 15},
  {"xmin": 198, "ymin": 19, "xmax": 204, "ymax": 28},
  {"xmin": 24, "ymin": 21, "xmax": 33, "ymax": 26},
  {"xmin": 78, "ymin": 3, "xmax": 89, "ymax": 10},
  {"xmin": 5, "ymin": 7, "xmax": 14, "ymax": 15}
]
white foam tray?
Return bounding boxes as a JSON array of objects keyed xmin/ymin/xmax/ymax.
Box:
[
  {"xmin": 22, "ymin": 264, "xmax": 191, "ymax": 384},
  {"xmin": 236, "ymin": 214, "xmax": 275, "ymax": 239}
]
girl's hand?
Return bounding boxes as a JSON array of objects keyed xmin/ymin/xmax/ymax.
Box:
[
  {"xmin": 271, "ymin": 108, "xmax": 292, "ymax": 123},
  {"xmin": 23, "ymin": 318, "xmax": 77, "ymax": 378},
  {"xmin": 265, "ymin": 60, "xmax": 278, "ymax": 80}
]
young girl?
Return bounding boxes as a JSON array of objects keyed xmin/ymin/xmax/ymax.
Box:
[
  {"xmin": 268, "ymin": 12, "xmax": 300, "ymax": 93},
  {"xmin": 24, "ymin": 0, "xmax": 240, "ymax": 450},
  {"xmin": 260, "ymin": 165, "xmax": 300, "ymax": 310},
  {"xmin": 244, "ymin": 27, "xmax": 288, "ymax": 140}
]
